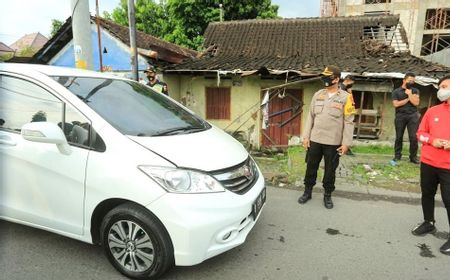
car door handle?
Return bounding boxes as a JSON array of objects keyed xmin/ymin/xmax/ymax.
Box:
[{"xmin": 0, "ymin": 136, "xmax": 16, "ymax": 146}]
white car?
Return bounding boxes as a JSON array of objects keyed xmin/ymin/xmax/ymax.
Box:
[{"xmin": 0, "ymin": 63, "xmax": 266, "ymax": 279}]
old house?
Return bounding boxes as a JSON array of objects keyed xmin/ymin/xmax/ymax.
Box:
[
  {"xmin": 0, "ymin": 42, "xmax": 14, "ymax": 57},
  {"xmin": 164, "ymin": 15, "xmax": 449, "ymax": 149},
  {"xmin": 9, "ymin": 32, "xmax": 48, "ymax": 56},
  {"xmin": 32, "ymin": 17, "xmax": 197, "ymax": 79}
]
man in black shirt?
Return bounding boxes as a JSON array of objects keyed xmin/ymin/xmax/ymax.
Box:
[{"xmin": 392, "ymin": 72, "xmax": 420, "ymax": 164}]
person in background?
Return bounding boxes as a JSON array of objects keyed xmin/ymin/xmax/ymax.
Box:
[
  {"xmin": 339, "ymin": 75, "xmax": 356, "ymax": 156},
  {"xmin": 392, "ymin": 72, "xmax": 420, "ymax": 164},
  {"xmin": 339, "ymin": 75, "xmax": 354, "ymax": 92},
  {"xmin": 411, "ymin": 75, "xmax": 450, "ymax": 255},
  {"xmin": 298, "ymin": 65, "xmax": 355, "ymax": 209},
  {"xmin": 144, "ymin": 65, "xmax": 169, "ymax": 96}
]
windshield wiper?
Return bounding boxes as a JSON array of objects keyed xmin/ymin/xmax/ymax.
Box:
[{"xmin": 152, "ymin": 126, "xmax": 205, "ymax": 136}]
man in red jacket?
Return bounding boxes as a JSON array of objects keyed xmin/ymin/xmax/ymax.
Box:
[{"xmin": 412, "ymin": 75, "xmax": 450, "ymax": 255}]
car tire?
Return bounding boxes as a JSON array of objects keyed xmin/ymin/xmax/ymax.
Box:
[{"xmin": 100, "ymin": 203, "xmax": 174, "ymax": 279}]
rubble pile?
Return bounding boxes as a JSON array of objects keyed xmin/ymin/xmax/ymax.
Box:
[{"xmin": 362, "ymin": 39, "xmax": 396, "ymax": 56}]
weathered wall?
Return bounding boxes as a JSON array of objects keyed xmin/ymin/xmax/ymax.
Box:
[
  {"xmin": 165, "ymin": 74, "xmax": 322, "ymax": 148},
  {"xmin": 165, "ymin": 73, "xmax": 437, "ymax": 147}
]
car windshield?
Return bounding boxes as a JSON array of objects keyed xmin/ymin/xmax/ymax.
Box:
[{"xmin": 52, "ymin": 76, "xmax": 210, "ymax": 136}]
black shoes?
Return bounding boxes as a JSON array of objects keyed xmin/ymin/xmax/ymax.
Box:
[
  {"xmin": 393, "ymin": 156, "xmax": 419, "ymax": 164},
  {"xmin": 412, "ymin": 222, "xmax": 450, "ymax": 256},
  {"xmin": 298, "ymin": 192, "xmax": 312, "ymax": 204},
  {"xmin": 440, "ymin": 239, "xmax": 450, "ymax": 255},
  {"xmin": 298, "ymin": 189, "xmax": 333, "ymax": 209},
  {"xmin": 323, "ymin": 195, "xmax": 333, "ymax": 209},
  {"xmin": 411, "ymin": 221, "xmax": 436, "ymax": 236}
]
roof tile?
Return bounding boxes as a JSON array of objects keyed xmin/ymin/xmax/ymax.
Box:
[{"xmin": 170, "ymin": 15, "xmax": 449, "ymax": 78}]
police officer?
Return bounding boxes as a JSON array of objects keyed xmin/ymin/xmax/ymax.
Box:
[
  {"xmin": 144, "ymin": 65, "xmax": 169, "ymax": 96},
  {"xmin": 298, "ymin": 65, "xmax": 355, "ymax": 209},
  {"xmin": 392, "ymin": 72, "xmax": 420, "ymax": 164}
]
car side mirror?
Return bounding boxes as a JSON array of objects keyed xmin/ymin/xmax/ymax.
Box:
[{"xmin": 21, "ymin": 122, "xmax": 72, "ymax": 155}]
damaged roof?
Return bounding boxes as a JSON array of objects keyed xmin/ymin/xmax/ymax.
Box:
[
  {"xmin": 168, "ymin": 15, "xmax": 449, "ymax": 78},
  {"xmin": 32, "ymin": 16, "xmax": 197, "ymax": 65}
]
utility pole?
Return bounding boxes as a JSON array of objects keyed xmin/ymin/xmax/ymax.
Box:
[
  {"xmin": 95, "ymin": 0, "xmax": 103, "ymax": 72},
  {"xmin": 71, "ymin": 0, "xmax": 93, "ymax": 70},
  {"xmin": 219, "ymin": 4, "xmax": 224, "ymax": 22},
  {"xmin": 128, "ymin": 0, "xmax": 139, "ymax": 81}
]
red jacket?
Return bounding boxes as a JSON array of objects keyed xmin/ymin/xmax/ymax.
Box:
[{"xmin": 417, "ymin": 102, "xmax": 450, "ymax": 169}]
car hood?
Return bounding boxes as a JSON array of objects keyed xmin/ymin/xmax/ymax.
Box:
[{"xmin": 128, "ymin": 126, "xmax": 249, "ymax": 171}]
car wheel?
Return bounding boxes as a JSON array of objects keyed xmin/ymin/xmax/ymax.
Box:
[{"xmin": 100, "ymin": 203, "xmax": 174, "ymax": 279}]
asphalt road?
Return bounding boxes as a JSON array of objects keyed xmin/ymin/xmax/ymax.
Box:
[{"xmin": 1, "ymin": 186, "xmax": 449, "ymax": 280}]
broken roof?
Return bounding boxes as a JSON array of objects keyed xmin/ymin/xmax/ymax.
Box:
[
  {"xmin": 167, "ymin": 15, "xmax": 449, "ymax": 78},
  {"xmin": 33, "ymin": 16, "xmax": 198, "ymax": 65}
]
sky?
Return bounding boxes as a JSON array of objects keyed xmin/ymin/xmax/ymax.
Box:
[{"xmin": 0, "ymin": 0, "xmax": 320, "ymax": 46}]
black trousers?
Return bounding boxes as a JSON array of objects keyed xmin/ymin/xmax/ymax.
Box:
[
  {"xmin": 394, "ymin": 112, "xmax": 419, "ymax": 160},
  {"xmin": 304, "ymin": 141, "xmax": 340, "ymax": 194},
  {"xmin": 420, "ymin": 162, "xmax": 450, "ymax": 229}
]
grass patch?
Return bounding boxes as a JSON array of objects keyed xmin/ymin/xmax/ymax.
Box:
[
  {"xmin": 351, "ymin": 160, "xmax": 420, "ymax": 192},
  {"xmin": 351, "ymin": 144, "xmax": 394, "ymax": 155},
  {"xmin": 254, "ymin": 144, "xmax": 420, "ymax": 192}
]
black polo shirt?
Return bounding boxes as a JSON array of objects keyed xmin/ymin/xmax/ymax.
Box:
[{"xmin": 391, "ymin": 86, "xmax": 419, "ymax": 115}]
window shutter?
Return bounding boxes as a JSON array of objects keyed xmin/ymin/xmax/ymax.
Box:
[{"xmin": 206, "ymin": 87, "xmax": 230, "ymax": 119}]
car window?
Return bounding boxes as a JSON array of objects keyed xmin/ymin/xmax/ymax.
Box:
[
  {"xmin": 52, "ymin": 76, "xmax": 210, "ymax": 136},
  {"xmin": 0, "ymin": 75, "xmax": 105, "ymax": 152},
  {"xmin": 0, "ymin": 75, "xmax": 63, "ymax": 132},
  {"xmin": 64, "ymin": 104, "xmax": 106, "ymax": 152}
]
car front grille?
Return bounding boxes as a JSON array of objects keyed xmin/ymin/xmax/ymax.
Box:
[{"xmin": 209, "ymin": 157, "xmax": 259, "ymax": 195}]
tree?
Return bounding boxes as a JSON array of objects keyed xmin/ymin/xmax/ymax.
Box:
[
  {"xmin": 50, "ymin": 19, "xmax": 64, "ymax": 37},
  {"xmin": 108, "ymin": 0, "xmax": 278, "ymax": 50},
  {"xmin": 0, "ymin": 53, "xmax": 14, "ymax": 62},
  {"xmin": 165, "ymin": 0, "xmax": 279, "ymax": 49},
  {"xmin": 17, "ymin": 46, "xmax": 38, "ymax": 57},
  {"xmin": 31, "ymin": 111, "xmax": 47, "ymax": 122},
  {"xmin": 110, "ymin": 0, "xmax": 169, "ymax": 39}
]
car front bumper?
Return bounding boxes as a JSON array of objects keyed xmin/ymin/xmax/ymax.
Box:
[{"xmin": 147, "ymin": 171, "xmax": 266, "ymax": 266}]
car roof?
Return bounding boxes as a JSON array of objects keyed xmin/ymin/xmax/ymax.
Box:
[{"xmin": 0, "ymin": 63, "xmax": 127, "ymax": 80}]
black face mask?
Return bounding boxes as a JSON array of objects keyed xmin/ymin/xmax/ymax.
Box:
[
  {"xmin": 321, "ymin": 76, "xmax": 335, "ymax": 87},
  {"xmin": 346, "ymin": 83, "xmax": 353, "ymax": 89},
  {"xmin": 405, "ymin": 82, "xmax": 414, "ymax": 89}
]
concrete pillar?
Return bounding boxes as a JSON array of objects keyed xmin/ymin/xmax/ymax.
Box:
[{"xmin": 71, "ymin": 0, "xmax": 93, "ymax": 70}]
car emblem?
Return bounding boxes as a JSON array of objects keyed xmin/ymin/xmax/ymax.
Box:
[{"xmin": 243, "ymin": 165, "xmax": 253, "ymax": 180}]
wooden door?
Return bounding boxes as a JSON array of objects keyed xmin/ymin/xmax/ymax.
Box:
[{"xmin": 262, "ymin": 89, "xmax": 303, "ymax": 147}]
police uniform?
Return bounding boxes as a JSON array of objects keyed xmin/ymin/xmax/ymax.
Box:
[{"xmin": 302, "ymin": 88, "xmax": 355, "ymax": 195}]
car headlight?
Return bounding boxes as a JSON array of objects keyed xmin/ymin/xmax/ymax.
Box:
[{"xmin": 138, "ymin": 166, "xmax": 225, "ymax": 193}]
